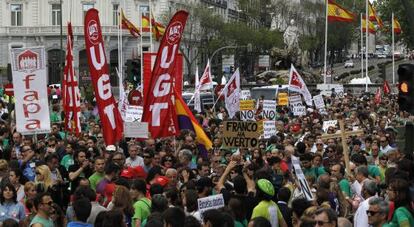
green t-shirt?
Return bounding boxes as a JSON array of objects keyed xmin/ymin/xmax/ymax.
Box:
[
  {"xmin": 251, "ymin": 200, "xmax": 284, "ymax": 227},
  {"xmin": 50, "ymin": 111, "xmax": 61, "ymax": 123},
  {"xmin": 88, "ymin": 172, "xmax": 105, "ymax": 191},
  {"xmin": 303, "ymin": 166, "xmax": 326, "ymax": 179},
  {"xmin": 368, "ymin": 165, "xmax": 381, "ymax": 178},
  {"xmin": 30, "ymin": 215, "xmax": 55, "ymax": 227},
  {"xmin": 60, "ymin": 154, "xmax": 74, "ymax": 171},
  {"xmin": 383, "ymin": 207, "xmax": 414, "ymax": 227},
  {"xmin": 338, "ymin": 178, "xmax": 352, "ymax": 197},
  {"xmin": 132, "ymin": 198, "xmax": 151, "ymax": 227},
  {"xmin": 235, "ymin": 219, "xmax": 248, "ymax": 227}
]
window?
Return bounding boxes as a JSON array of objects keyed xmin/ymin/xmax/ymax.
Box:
[
  {"xmin": 113, "ymin": 4, "xmax": 119, "ymax": 26},
  {"xmin": 139, "ymin": 5, "xmax": 149, "ymax": 17},
  {"xmin": 83, "ymin": 3, "xmax": 94, "ymax": 21},
  {"xmin": 51, "ymin": 4, "xmax": 61, "ymax": 26},
  {"xmin": 11, "ymin": 4, "xmax": 22, "ymax": 26}
]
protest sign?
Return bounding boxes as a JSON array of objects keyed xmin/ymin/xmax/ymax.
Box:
[
  {"xmin": 293, "ymin": 106, "xmax": 306, "ymax": 116},
  {"xmin": 124, "ymin": 122, "xmax": 149, "ymax": 138},
  {"xmin": 197, "ymin": 194, "xmax": 225, "ymax": 217},
  {"xmin": 125, "ymin": 105, "xmax": 143, "ymax": 122},
  {"xmin": 291, "ymin": 156, "xmax": 315, "ymax": 201},
  {"xmin": 240, "ymin": 100, "xmax": 255, "ymax": 121},
  {"xmin": 289, "ymin": 95, "xmax": 302, "ymax": 106},
  {"xmin": 313, "ymin": 94, "xmax": 325, "ymax": 110},
  {"xmin": 263, "ymin": 121, "xmax": 276, "ymax": 139},
  {"xmin": 223, "ymin": 121, "xmax": 260, "ymax": 148},
  {"xmin": 262, "ymin": 100, "xmax": 276, "ymax": 120},
  {"xmin": 277, "ymin": 92, "xmax": 288, "ymax": 106},
  {"xmin": 322, "ymin": 120, "xmax": 338, "ymax": 132},
  {"xmin": 240, "ymin": 90, "xmax": 251, "ymax": 100}
]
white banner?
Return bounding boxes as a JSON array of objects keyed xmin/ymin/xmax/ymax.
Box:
[
  {"xmin": 313, "ymin": 94, "xmax": 325, "ymax": 110},
  {"xmin": 262, "ymin": 100, "xmax": 276, "ymax": 120},
  {"xmin": 223, "ymin": 69, "xmax": 240, "ymax": 119},
  {"xmin": 125, "ymin": 105, "xmax": 143, "ymax": 122},
  {"xmin": 198, "ymin": 194, "xmax": 225, "ymax": 217},
  {"xmin": 293, "ymin": 106, "xmax": 306, "ymax": 116},
  {"xmin": 263, "ymin": 121, "xmax": 276, "ymax": 139},
  {"xmin": 124, "ymin": 122, "xmax": 149, "ymax": 138},
  {"xmin": 289, "ymin": 95, "xmax": 302, "ymax": 107},
  {"xmin": 291, "ymin": 155, "xmax": 315, "ymax": 201},
  {"xmin": 10, "ymin": 47, "xmax": 51, "ymax": 135},
  {"xmin": 323, "ymin": 120, "xmax": 338, "ymax": 132}
]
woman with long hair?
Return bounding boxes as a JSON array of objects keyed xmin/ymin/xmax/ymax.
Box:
[
  {"xmin": 0, "ymin": 183, "xmax": 25, "ymax": 222},
  {"xmin": 387, "ymin": 178, "xmax": 414, "ymax": 227},
  {"xmin": 111, "ymin": 185, "xmax": 134, "ymax": 227},
  {"xmin": 34, "ymin": 165, "xmax": 53, "ymax": 193},
  {"xmin": 9, "ymin": 168, "xmax": 27, "ymax": 202}
]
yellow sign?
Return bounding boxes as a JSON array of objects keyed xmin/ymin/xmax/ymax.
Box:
[
  {"xmin": 240, "ymin": 100, "xmax": 255, "ymax": 111},
  {"xmin": 278, "ymin": 92, "xmax": 288, "ymax": 106}
]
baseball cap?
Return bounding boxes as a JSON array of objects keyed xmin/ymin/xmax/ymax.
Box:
[{"xmin": 154, "ymin": 176, "xmax": 169, "ymax": 187}]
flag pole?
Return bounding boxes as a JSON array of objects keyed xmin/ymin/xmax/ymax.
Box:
[
  {"xmin": 392, "ymin": 12, "xmax": 395, "ymax": 84},
  {"xmin": 149, "ymin": 0, "xmax": 153, "ymax": 52},
  {"xmin": 365, "ymin": 0, "xmax": 369, "ymax": 92},
  {"xmin": 139, "ymin": 6, "xmax": 144, "ymax": 91},
  {"xmin": 324, "ymin": 0, "xmax": 328, "ymax": 84},
  {"xmin": 118, "ymin": 7, "xmax": 122, "ymax": 99},
  {"xmin": 361, "ymin": 13, "xmax": 364, "ymax": 79}
]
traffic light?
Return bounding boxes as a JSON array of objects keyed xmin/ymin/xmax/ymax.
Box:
[
  {"xmin": 397, "ymin": 64, "xmax": 414, "ymax": 114},
  {"xmin": 230, "ymin": 66, "xmax": 234, "ymax": 73}
]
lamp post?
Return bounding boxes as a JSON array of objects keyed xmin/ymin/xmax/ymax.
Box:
[{"xmin": 59, "ymin": 0, "xmax": 63, "ymax": 84}]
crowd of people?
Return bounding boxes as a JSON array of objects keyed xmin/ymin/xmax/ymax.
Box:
[{"xmin": 0, "ymin": 89, "xmax": 411, "ymax": 227}]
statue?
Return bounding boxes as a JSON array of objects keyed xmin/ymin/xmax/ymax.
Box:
[{"xmin": 283, "ymin": 19, "xmax": 299, "ymax": 52}]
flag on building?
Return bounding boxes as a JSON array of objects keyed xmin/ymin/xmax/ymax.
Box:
[
  {"xmin": 142, "ymin": 15, "xmax": 165, "ymax": 40},
  {"xmin": 194, "ymin": 66, "xmax": 202, "ymax": 113},
  {"xmin": 199, "ymin": 59, "xmax": 213, "ymax": 90},
  {"xmin": 383, "ymin": 80, "xmax": 391, "ymax": 95},
  {"xmin": 393, "ymin": 17, "xmax": 402, "ymax": 35},
  {"xmin": 121, "ymin": 9, "xmax": 140, "ymax": 37},
  {"xmin": 369, "ymin": 2, "xmax": 383, "ymax": 28},
  {"xmin": 327, "ymin": 0, "xmax": 355, "ymax": 22},
  {"xmin": 175, "ymin": 88, "xmax": 212, "ymax": 159},
  {"xmin": 222, "ymin": 69, "xmax": 240, "ymax": 119},
  {"xmin": 63, "ymin": 22, "xmax": 81, "ymax": 135},
  {"xmin": 362, "ymin": 16, "xmax": 376, "ymax": 34},
  {"xmin": 288, "ymin": 64, "xmax": 313, "ymax": 106}
]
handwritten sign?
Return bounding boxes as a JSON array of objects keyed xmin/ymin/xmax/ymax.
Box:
[
  {"xmin": 289, "ymin": 95, "xmax": 302, "ymax": 106},
  {"xmin": 223, "ymin": 121, "xmax": 260, "ymax": 148},
  {"xmin": 198, "ymin": 194, "xmax": 225, "ymax": 217},
  {"xmin": 124, "ymin": 122, "xmax": 148, "ymax": 138},
  {"xmin": 262, "ymin": 100, "xmax": 276, "ymax": 120},
  {"xmin": 240, "ymin": 100, "xmax": 255, "ymax": 121},
  {"xmin": 125, "ymin": 105, "xmax": 143, "ymax": 122},
  {"xmin": 293, "ymin": 106, "xmax": 306, "ymax": 116},
  {"xmin": 322, "ymin": 120, "xmax": 338, "ymax": 132},
  {"xmin": 263, "ymin": 121, "xmax": 276, "ymax": 139},
  {"xmin": 292, "ymin": 155, "xmax": 314, "ymax": 201}
]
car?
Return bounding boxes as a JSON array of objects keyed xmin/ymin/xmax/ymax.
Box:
[
  {"xmin": 344, "ymin": 60, "xmax": 354, "ymax": 68},
  {"xmin": 377, "ymin": 53, "xmax": 387, "ymax": 59}
]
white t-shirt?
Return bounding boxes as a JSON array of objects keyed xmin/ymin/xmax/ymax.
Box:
[{"xmin": 125, "ymin": 156, "xmax": 144, "ymax": 168}]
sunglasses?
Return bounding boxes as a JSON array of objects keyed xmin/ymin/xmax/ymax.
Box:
[{"xmin": 366, "ymin": 210, "xmax": 380, "ymax": 216}]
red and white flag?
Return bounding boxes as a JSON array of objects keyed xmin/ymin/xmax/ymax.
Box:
[
  {"xmin": 288, "ymin": 64, "xmax": 312, "ymax": 106},
  {"xmin": 375, "ymin": 87, "xmax": 382, "ymax": 104},
  {"xmin": 141, "ymin": 10, "xmax": 189, "ymax": 138},
  {"xmin": 198, "ymin": 59, "xmax": 213, "ymax": 90},
  {"xmin": 84, "ymin": 9, "xmax": 123, "ymax": 145},
  {"xmin": 223, "ymin": 68, "xmax": 240, "ymax": 118},
  {"xmin": 383, "ymin": 80, "xmax": 391, "ymax": 95},
  {"xmin": 62, "ymin": 22, "xmax": 81, "ymax": 135}
]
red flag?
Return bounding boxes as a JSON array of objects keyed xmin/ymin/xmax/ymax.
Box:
[
  {"xmin": 62, "ymin": 22, "xmax": 81, "ymax": 135},
  {"xmin": 375, "ymin": 88, "xmax": 382, "ymax": 104},
  {"xmin": 383, "ymin": 80, "xmax": 391, "ymax": 95},
  {"xmin": 141, "ymin": 10, "xmax": 189, "ymax": 139},
  {"xmin": 84, "ymin": 9, "xmax": 123, "ymax": 145}
]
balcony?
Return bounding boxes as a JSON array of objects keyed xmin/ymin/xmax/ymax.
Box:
[{"xmin": 0, "ymin": 25, "xmax": 147, "ymax": 37}]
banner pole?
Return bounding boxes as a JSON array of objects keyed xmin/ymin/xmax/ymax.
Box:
[
  {"xmin": 392, "ymin": 12, "xmax": 395, "ymax": 84},
  {"xmin": 365, "ymin": 0, "xmax": 369, "ymax": 92},
  {"xmin": 323, "ymin": 0, "xmax": 328, "ymax": 84},
  {"xmin": 361, "ymin": 13, "xmax": 364, "ymax": 79}
]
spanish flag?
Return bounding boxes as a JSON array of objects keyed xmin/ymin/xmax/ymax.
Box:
[
  {"xmin": 393, "ymin": 17, "xmax": 402, "ymax": 35},
  {"xmin": 174, "ymin": 89, "xmax": 212, "ymax": 158},
  {"xmin": 121, "ymin": 9, "xmax": 140, "ymax": 37},
  {"xmin": 142, "ymin": 15, "xmax": 165, "ymax": 41},
  {"xmin": 362, "ymin": 16, "xmax": 376, "ymax": 34},
  {"xmin": 327, "ymin": 0, "xmax": 355, "ymax": 22},
  {"xmin": 368, "ymin": 2, "xmax": 383, "ymax": 28}
]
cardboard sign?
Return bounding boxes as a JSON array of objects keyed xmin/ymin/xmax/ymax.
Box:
[
  {"xmin": 124, "ymin": 122, "xmax": 149, "ymax": 138},
  {"xmin": 322, "ymin": 120, "xmax": 338, "ymax": 132},
  {"xmin": 263, "ymin": 121, "xmax": 276, "ymax": 139},
  {"xmin": 240, "ymin": 100, "xmax": 255, "ymax": 121},
  {"xmin": 240, "ymin": 90, "xmax": 251, "ymax": 100},
  {"xmin": 291, "ymin": 156, "xmax": 315, "ymax": 201},
  {"xmin": 289, "ymin": 95, "xmax": 302, "ymax": 106},
  {"xmin": 293, "ymin": 106, "xmax": 306, "ymax": 116},
  {"xmin": 125, "ymin": 106, "xmax": 143, "ymax": 122},
  {"xmin": 223, "ymin": 121, "xmax": 260, "ymax": 148},
  {"xmin": 277, "ymin": 92, "xmax": 288, "ymax": 106},
  {"xmin": 262, "ymin": 100, "xmax": 276, "ymax": 120},
  {"xmin": 313, "ymin": 94, "xmax": 325, "ymax": 110},
  {"xmin": 197, "ymin": 194, "xmax": 225, "ymax": 217}
]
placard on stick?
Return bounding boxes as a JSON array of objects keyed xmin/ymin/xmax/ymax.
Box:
[{"xmin": 223, "ymin": 121, "xmax": 260, "ymax": 148}]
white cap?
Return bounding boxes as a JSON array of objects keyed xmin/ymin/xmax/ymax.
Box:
[{"xmin": 106, "ymin": 145, "xmax": 116, "ymax": 152}]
